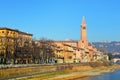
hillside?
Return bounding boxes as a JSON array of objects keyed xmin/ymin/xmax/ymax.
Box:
[{"xmin": 92, "ymin": 41, "xmax": 120, "ymax": 54}]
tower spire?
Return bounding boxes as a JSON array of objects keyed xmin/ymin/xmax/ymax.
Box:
[{"xmin": 82, "ymin": 16, "xmax": 86, "ymax": 26}]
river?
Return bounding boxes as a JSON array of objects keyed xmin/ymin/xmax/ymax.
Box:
[{"xmin": 77, "ymin": 69, "xmax": 120, "ymax": 80}]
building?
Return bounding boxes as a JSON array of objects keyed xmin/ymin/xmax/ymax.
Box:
[
  {"xmin": 0, "ymin": 27, "xmax": 18, "ymax": 64},
  {"xmin": 78, "ymin": 17, "xmax": 88, "ymax": 48},
  {"xmin": 53, "ymin": 17, "xmax": 98, "ymax": 63},
  {"xmin": 17, "ymin": 31, "xmax": 32, "ymax": 47},
  {"xmin": 0, "ymin": 27, "xmax": 33, "ymax": 64},
  {"xmin": 15, "ymin": 31, "xmax": 33, "ymax": 64},
  {"xmin": 53, "ymin": 41, "xmax": 76, "ymax": 63}
]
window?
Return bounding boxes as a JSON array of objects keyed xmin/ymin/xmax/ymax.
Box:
[
  {"xmin": 1, "ymin": 51, "xmax": 4, "ymax": 54},
  {"xmin": 83, "ymin": 27, "xmax": 86, "ymax": 29},
  {"xmin": 7, "ymin": 31, "xmax": 9, "ymax": 34},
  {"xmin": 8, "ymin": 39, "xmax": 10, "ymax": 42},
  {"xmin": 2, "ymin": 45, "xmax": 4, "ymax": 49},
  {"xmin": 2, "ymin": 31, "xmax": 4, "ymax": 33},
  {"xmin": 2, "ymin": 38, "xmax": 4, "ymax": 42},
  {"xmin": 68, "ymin": 56, "xmax": 72, "ymax": 59}
]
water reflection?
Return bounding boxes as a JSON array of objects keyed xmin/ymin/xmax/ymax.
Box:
[{"xmin": 76, "ymin": 70, "xmax": 120, "ymax": 80}]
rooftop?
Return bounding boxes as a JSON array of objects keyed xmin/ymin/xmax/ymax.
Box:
[{"xmin": 0, "ymin": 27, "xmax": 33, "ymax": 36}]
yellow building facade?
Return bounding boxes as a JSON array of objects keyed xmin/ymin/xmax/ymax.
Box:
[
  {"xmin": 0, "ymin": 28, "xmax": 18, "ymax": 64},
  {"xmin": 0, "ymin": 27, "xmax": 33, "ymax": 64},
  {"xmin": 15, "ymin": 31, "xmax": 33, "ymax": 64}
]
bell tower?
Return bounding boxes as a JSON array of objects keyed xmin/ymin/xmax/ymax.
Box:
[
  {"xmin": 81, "ymin": 16, "xmax": 87, "ymax": 41},
  {"xmin": 78, "ymin": 16, "xmax": 88, "ymax": 48}
]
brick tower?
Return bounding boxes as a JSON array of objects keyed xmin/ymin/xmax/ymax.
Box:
[{"xmin": 78, "ymin": 16, "xmax": 88, "ymax": 48}]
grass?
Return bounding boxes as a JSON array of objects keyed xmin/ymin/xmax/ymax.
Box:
[
  {"xmin": 0, "ymin": 65, "xmax": 56, "ymax": 80},
  {"xmin": 18, "ymin": 71, "xmax": 70, "ymax": 80}
]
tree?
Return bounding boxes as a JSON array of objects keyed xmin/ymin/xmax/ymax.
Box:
[
  {"xmin": 107, "ymin": 53, "xmax": 113, "ymax": 60},
  {"xmin": 32, "ymin": 38, "xmax": 55, "ymax": 64}
]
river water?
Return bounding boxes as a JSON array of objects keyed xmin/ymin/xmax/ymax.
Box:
[{"xmin": 77, "ymin": 69, "xmax": 120, "ymax": 80}]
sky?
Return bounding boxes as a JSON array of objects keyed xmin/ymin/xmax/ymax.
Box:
[{"xmin": 0, "ymin": 0, "xmax": 120, "ymax": 42}]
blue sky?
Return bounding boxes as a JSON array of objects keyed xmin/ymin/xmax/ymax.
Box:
[{"xmin": 0, "ymin": 0, "xmax": 120, "ymax": 42}]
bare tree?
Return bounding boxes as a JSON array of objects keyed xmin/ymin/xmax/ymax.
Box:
[{"xmin": 32, "ymin": 38, "xmax": 55, "ymax": 64}]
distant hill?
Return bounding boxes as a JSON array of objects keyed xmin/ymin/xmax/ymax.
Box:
[{"xmin": 92, "ymin": 41, "xmax": 120, "ymax": 54}]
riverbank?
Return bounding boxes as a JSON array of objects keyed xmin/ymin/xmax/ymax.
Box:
[
  {"xmin": 27, "ymin": 65, "xmax": 120, "ymax": 80},
  {"xmin": 16, "ymin": 65, "xmax": 120, "ymax": 80},
  {"xmin": 0, "ymin": 64, "xmax": 120, "ymax": 80}
]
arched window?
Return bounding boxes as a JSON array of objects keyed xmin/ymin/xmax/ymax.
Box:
[{"xmin": 83, "ymin": 27, "xmax": 86, "ymax": 29}]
